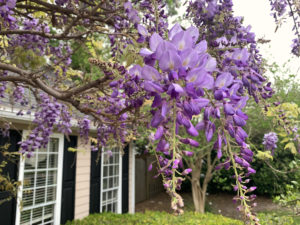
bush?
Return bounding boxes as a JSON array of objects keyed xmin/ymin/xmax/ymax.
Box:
[
  {"xmin": 65, "ymin": 211, "xmax": 297, "ymax": 225},
  {"xmin": 207, "ymin": 149, "xmax": 300, "ymax": 196},
  {"xmin": 258, "ymin": 212, "xmax": 296, "ymax": 225},
  {"xmin": 65, "ymin": 211, "xmax": 243, "ymax": 225}
]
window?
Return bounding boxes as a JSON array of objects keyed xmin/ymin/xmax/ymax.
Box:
[
  {"xmin": 100, "ymin": 147, "xmax": 122, "ymax": 213},
  {"xmin": 16, "ymin": 133, "xmax": 64, "ymax": 225}
]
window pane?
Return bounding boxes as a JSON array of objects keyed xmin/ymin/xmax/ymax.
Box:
[
  {"xmin": 109, "ymin": 166, "xmax": 113, "ymax": 176},
  {"xmin": 35, "ymin": 187, "xmax": 45, "ymax": 204},
  {"xmin": 22, "ymin": 190, "xmax": 33, "ymax": 207},
  {"xmin": 49, "ymin": 138, "xmax": 59, "ymax": 152},
  {"xmin": 25, "ymin": 155, "xmax": 36, "ymax": 170},
  {"xmin": 44, "ymin": 204, "xmax": 54, "ymax": 218},
  {"xmin": 107, "ymin": 203, "xmax": 112, "ymax": 212},
  {"xmin": 114, "ymin": 177, "xmax": 119, "ymax": 187},
  {"xmin": 115, "ymin": 165, "xmax": 119, "ymax": 175},
  {"xmin": 47, "ymin": 171, "xmax": 57, "ymax": 185},
  {"xmin": 36, "ymin": 171, "xmax": 46, "ymax": 187},
  {"xmin": 46, "ymin": 187, "xmax": 56, "ymax": 202},
  {"xmin": 23, "ymin": 172, "xmax": 35, "ymax": 189},
  {"xmin": 20, "ymin": 209, "xmax": 31, "ymax": 224},
  {"xmin": 103, "ymin": 166, "xmax": 108, "ymax": 177},
  {"xmin": 48, "ymin": 154, "xmax": 58, "ymax": 168},
  {"xmin": 37, "ymin": 154, "xmax": 47, "ymax": 169},
  {"xmin": 109, "ymin": 155, "xmax": 114, "ymax": 164},
  {"xmin": 103, "ymin": 178, "xmax": 107, "ymax": 189},
  {"xmin": 32, "ymin": 207, "xmax": 43, "ymax": 222}
]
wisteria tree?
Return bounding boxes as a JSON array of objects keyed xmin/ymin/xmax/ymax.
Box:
[{"xmin": 0, "ymin": 0, "xmax": 299, "ymax": 223}]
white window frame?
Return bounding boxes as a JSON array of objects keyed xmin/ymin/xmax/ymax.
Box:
[
  {"xmin": 15, "ymin": 131, "xmax": 64, "ymax": 225},
  {"xmin": 100, "ymin": 147, "xmax": 122, "ymax": 214}
]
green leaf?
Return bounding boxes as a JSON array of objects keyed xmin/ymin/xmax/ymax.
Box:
[
  {"xmin": 278, "ymin": 132, "xmax": 287, "ymax": 137},
  {"xmin": 284, "ymin": 142, "xmax": 297, "ymax": 154},
  {"xmin": 291, "ymin": 181, "xmax": 298, "ymax": 185},
  {"xmin": 68, "ymin": 147, "xmax": 78, "ymax": 152},
  {"xmin": 280, "ymin": 137, "xmax": 290, "ymax": 143},
  {"xmin": 256, "ymin": 151, "xmax": 273, "ymax": 160}
]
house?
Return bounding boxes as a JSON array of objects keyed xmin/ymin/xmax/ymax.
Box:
[{"xmin": 0, "ymin": 106, "xmax": 136, "ymax": 225}]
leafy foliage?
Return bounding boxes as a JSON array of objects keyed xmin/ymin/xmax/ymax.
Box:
[
  {"xmin": 207, "ymin": 63, "xmax": 300, "ymax": 196},
  {"xmin": 257, "ymin": 212, "xmax": 296, "ymax": 225},
  {"xmin": 0, "ymin": 144, "xmax": 20, "ymax": 205},
  {"xmin": 65, "ymin": 211, "xmax": 296, "ymax": 225},
  {"xmin": 274, "ymin": 180, "xmax": 300, "ymax": 216},
  {"xmin": 65, "ymin": 211, "xmax": 243, "ymax": 225}
]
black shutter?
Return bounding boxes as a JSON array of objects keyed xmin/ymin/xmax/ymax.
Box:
[
  {"xmin": 122, "ymin": 145, "xmax": 129, "ymax": 214},
  {"xmin": 89, "ymin": 150, "xmax": 101, "ymax": 214},
  {"xmin": 0, "ymin": 130, "xmax": 21, "ymax": 225},
  {"xmin": 60, "ymin": 136, "xmax": 77, "ymax": 225}
]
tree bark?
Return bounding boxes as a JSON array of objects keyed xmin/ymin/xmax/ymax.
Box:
[
  {"xmin": 191, "ymin": 178, "xmax": 205, "ymax": 213},
  {"xmin": 191, "ymin": 163, "xmax": 206, "ymax": 213},
  {"xmin": 190, "ymin": 150, "xmax": 217, "ymax": 213}
]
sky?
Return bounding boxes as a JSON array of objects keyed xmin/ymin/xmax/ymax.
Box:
[
  {"xmin": 232, "ymin": 0, "xmax": 299, "ymax": 76},
  {"xmin": 171, "ymin": 0, "xmax": 300, "ymax": 77}
]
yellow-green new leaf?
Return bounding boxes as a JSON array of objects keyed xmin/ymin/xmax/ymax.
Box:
[
  {"xmin": 256, "ymin": 151, "xmax": 273, "ymax": 160},
  {"xmin": 280, "ymin": 137, "xmax": 290, "ymax": 144},
  {"xmin": 284, "ymin": 142, "xmax": 297, "ymax": 154}
]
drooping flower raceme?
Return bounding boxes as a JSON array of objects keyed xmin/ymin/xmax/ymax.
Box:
[
  {"xmin": 131, "ymin": 21, "xmax": 270, "ymax": 214},
  {"xmin": 263, "ymin": 132, "xmax": 278, "ymax": 154}
]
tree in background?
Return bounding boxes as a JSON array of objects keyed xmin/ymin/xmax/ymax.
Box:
[{"xmin": 0, "ymin": 1, "xmax": 299, "ymax": 223}]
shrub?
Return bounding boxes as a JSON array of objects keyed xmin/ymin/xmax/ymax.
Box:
[
  {"xmin": 65, "ymin": 211, "xmax": 243, "ymax": 225},
  {"xmin": 258, "ymin": 212, "xmax": 296, "ymax": 225},
  {"xmin": 65, "ymin": 211, "xmax": 296, "ymax": 225},
  {"xmin": 207, "ymin": 144, "xmax": 300, "ymax": 196}
]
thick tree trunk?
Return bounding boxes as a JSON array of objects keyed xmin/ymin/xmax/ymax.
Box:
[
  {"xmin": 191, "ymin": 165, "xmax": 212, "ymax": 213},
  {"xmin": 189, "ymin": 151, "xmax": 216, "ymax": 214},
  {"xmin": 191, "ymin": 178, "xmax": 205, "ymax": 213},
  {"xmin": 191, "ymin": 178, "xmax": 210, "ymax": 213}
]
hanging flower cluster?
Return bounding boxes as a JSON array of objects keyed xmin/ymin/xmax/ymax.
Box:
[
  {"xmin": 131, "ymin": 24, "xmax": 218, "ymax": 213},
  {"xmin": 128, "ymin": 20, "xmax": 273, "ymax": 217},
  {"xmin": 263, "ymin": 132, "xmax": 278, "ymax": 154},
  {"xmin": 19, "ymin": 93, "xmax": 72, "ymax": 156},
  {"xmin": 0, "ymin": 0, "xmax": 17, "ymax": 28}
]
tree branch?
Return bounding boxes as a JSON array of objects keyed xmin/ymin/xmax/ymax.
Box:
[
  {"xmin": 63, "ymin": 76, "xmax": 110, "ymax": 98},
  {"xmin": 0, "ymin": 29, "xmax": 89, "ymax": 40}
]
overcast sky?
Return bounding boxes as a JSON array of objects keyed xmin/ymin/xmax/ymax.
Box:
[
  {"xmin": 232, "ymin": 0, "xmax": 299, "ymax": 76},
  {"xmin": 171, "ymin": 0, "xmax": 299, "ymax": 76}
]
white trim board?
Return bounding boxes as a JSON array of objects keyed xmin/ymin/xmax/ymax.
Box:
[{"xmin": 0, "ymin": 106, "xmax": 98, "ymax": 132}]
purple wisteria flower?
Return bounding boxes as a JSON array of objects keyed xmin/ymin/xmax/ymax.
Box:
[{"xmin": 263, "ymin": 132, "xmax": 278, "ymax": 154}]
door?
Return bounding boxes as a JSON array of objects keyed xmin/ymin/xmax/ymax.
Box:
[
  {"xmin": 100, "ymin": 147, "xmax": 122, "ymax": 213},
  {"xmin": 60, "ymin": 136, "xmax": 77, "ymax": 225},
  {"xmin": 15, "ymin": 132, "xmax": 64, "ymax": 225},
  {"xmin": 0, "ymin": 130, "xmax": 21, "ymax": 225},
  {"xmin": 89, "ymin": 150, "xmax": 101, "ymax": 214}
]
